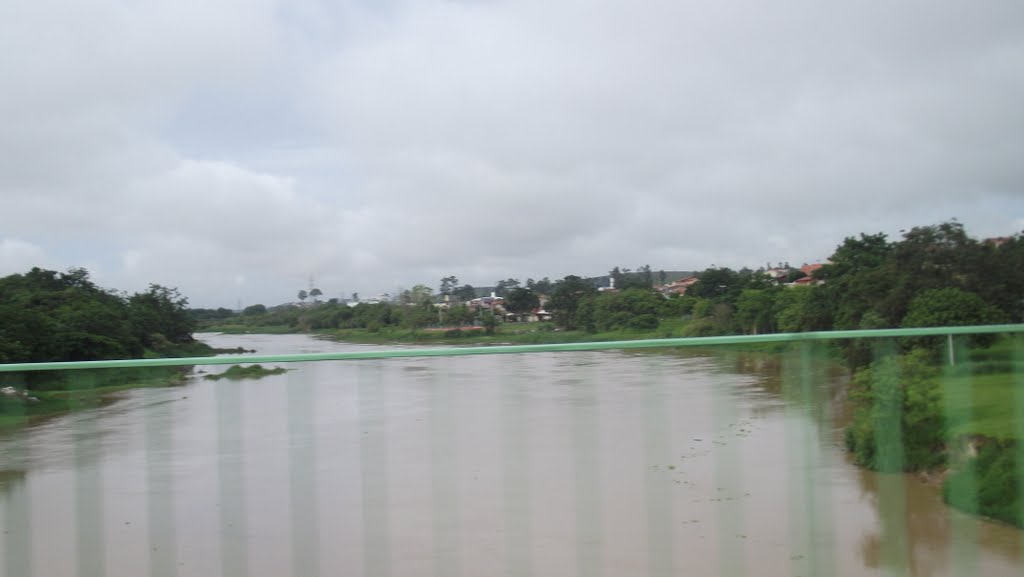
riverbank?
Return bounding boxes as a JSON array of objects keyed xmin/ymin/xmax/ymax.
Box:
[
  {"xmin": 842, "ymin": 337, "xmax": 1024, "ymax": 528},
  {"xmin": 206, "ymin": 318, "xmax": 804, "ymax": 354},
  {"xmin": 0, "ymin": 366, "xmax": 192, "ymax": 432},
  {"xmin": 0, "ymin": 340, "xmax": 226, "ymax": 433}
]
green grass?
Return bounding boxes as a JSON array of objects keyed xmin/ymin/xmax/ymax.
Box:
[
  {"xmin": 941, "ymin": 335, "xmax": 1024, "ymax": 442},
  {"xmin": 944, "ymin": 370, "xmax": 1022, "ymax": 441}
]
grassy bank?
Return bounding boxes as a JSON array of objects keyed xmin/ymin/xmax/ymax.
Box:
[
  {"xmin": 844, "ymin": 336, "xmax": 1024, "ymax": 527},
  {"xmin": 0, "ymin": 366, "xmax": 192, "ymax": 432},
  {"xmin": 0, "ymin": 341, "xmax": 219, "ymax": 434}
]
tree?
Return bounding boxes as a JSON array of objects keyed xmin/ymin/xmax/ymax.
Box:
[
  {"xmin": 609, "ymin": 266, "xmax": 623, "ymax": 288},
  {"xmin": 735, "ymin": 288, "xmax": 778, "ymax": 334},
  {"xmin": 901, "ymin": 287, "xmax": 1004, "ymax": 350},
  {"xmin": 309, "ymin": 288, "xmax": 323, "ymax": 302},
  {"xmin": 402, "ymin": 302, "xmax": 436, "ymax": 330},
  {"xmin": 494, "ymin": 278, "xmax": 520, "ymax": 297},
  {"xmin": 298, "ymin": 290, "xmax": 308, "ymax": 303},
  {"xmin": 774, "ymin": 285, "xmax": 824, "ymax": 333},
  {"xmin": 548, "ymin": 275, "xmax": 597, "ymax": 329},
  {"xmin": 902, "ymin": 287, "xmax": 1003, "ymax": 329},
  {"xmin": 531, "ymin": 277, "xmax": 553, "ymax": 295},
  {"xmin": 128, "ymin": 284, "xmax": 195, "ymax": 347},
  {"xmin": 639, "ymin": 264, "xmax": 653, "ymax": 288},
  {"xmin": 243, "ymin": 304, "xmax": 267, "ymax": 316},
  {"xmin": 590, "ymin": 288, "xmax": 665, "ymax": 331},
  {"xmin": 446, "ymin": 304, "xmax": 474, "ymax": 326},
  {"xmin": 687, "ymin": 267, "xmax": 741, "ymax": 300},
  {"xmin": 454, "ymin": 284, "xmax": 477, "ymax": 302},
  {"xmin": 658, "ymin": 270, "xmax": 667, "ymax": 286},
  {"xmin": 351, "ymin": 292, "xmax": 359, "ymax": 302},
  {"xmin": 505, "ymin": 287, "xmax": 540, "ymax": 316},
  {"xmin": 439, "ymin": 276, "xmax": 459, "ymax": 298},
  {"xmin": 845, "ymin": 350, "xmax": 946, "ymax": 472},
  {"xmin": 400, "ymin": 284, "xmax": 434, "ymax": 305}
]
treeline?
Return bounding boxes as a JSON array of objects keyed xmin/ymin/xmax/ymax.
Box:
[
  {"xmin": 200, "ymin": 222, "xmax": 1022, "ymax": 345},
  {"xmin": 200, "ymin": 299, "xmax": 486, "ymax": 334},
  {"xmin": 557, "ymin": 222, "xmax": 1020, "ymax": 343},
  {"xmin": 0, "ymin": 267, "xmax": 202, "ymax": 363}
]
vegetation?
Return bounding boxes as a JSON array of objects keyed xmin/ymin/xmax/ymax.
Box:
[
  {"xmin": 203, "ymin": 364, "xmax": 288, "ymax": 381},
  {"xmin": 198, "ymin": 221, "xmax": 1024, "ymax": 527},
  {"xmin": 0, "ymin": 267, "xmax": 214, "ymax": 429},
  {"xmin": 0, "ymin": 268, "xmax": 205, "ymax": 365},
  {"xmin": 6, "ymin": 222, "xmax": 1020, "ymax": 526},
  {"xmin": 944, "ymin": 439, "xmax": 1023, "ymax": 528},
  {"xmin": 844, "ymin": 349, "xmax": 947, "ymax": 473}
]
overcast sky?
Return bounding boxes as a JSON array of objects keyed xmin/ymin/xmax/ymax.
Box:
[{"xmin": 2, "ymin": 0, "xmax": 1022, "ymax": 308}]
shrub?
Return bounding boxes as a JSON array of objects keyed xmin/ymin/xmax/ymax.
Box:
[
  {"xmin": 944, "ymin": 439, "xmax": 1023, "ymax": 528},
  {"xmin": 845, "ymin": 349, "xmax": 946, "ymax": 472}
]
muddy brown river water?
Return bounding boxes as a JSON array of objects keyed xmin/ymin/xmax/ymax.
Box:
[{"xmin": 1, "ymin": 333, "xmax": 1021, "ymax": 576}]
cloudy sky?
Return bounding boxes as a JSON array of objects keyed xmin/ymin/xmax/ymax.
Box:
[{"xmin": 2, "ymin": 0, "xmax": 1022, "ymax": 307}]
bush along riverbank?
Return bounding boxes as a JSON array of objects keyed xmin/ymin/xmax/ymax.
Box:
[{"xmin": 845, "ymin": 337, "xmax": 1024, "ymax": 528}]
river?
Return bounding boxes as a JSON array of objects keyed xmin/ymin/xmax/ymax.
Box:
[{"xmin": 0, "ymin": 333, "xmax": 1021, "ymax": 576}]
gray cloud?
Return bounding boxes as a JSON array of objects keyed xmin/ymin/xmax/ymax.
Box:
[{"xmin": 2, "ymin": 0, "xmax": 1022, "ymax": 306}]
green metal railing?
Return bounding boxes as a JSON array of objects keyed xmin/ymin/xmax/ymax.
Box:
[
  {"xmin": 1, "ymin": 324, "xmax": 1019, "ymax": 373},
  {"xmin": 1, "ymin": 324, "xmax": 1023, "ymax": 577}
]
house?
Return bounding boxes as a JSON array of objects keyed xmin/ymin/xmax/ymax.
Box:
[
  {"xmin": 658, "ymin": 276, "xmax": 699, "ymax": 296},
  {"xmin": 469, "ymin": 293, "xmax": 506, "ymax": 314},
  {"xmin": 800, "ymin": 263, "xmax": 824, "ymax": 277},
  {"xmin": 787, "ymin": 263, "xmax": 827, "ymax": 286},
  {"xmin": 598, "ymin": 277, "xmax": 619, "ymax": 293}
]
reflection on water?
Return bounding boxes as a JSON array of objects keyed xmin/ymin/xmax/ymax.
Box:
[
  {"xmin": 0, "ymin": 334, "xmax": 1020, "ymax": 577},
  {"xmin": 0, "ymin": 469, "xmax": 25, "ymax": 495}
]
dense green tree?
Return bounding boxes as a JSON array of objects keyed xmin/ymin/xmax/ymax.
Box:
[
  {"xmin": 402, "ymin": 303, "xmax": 436, "ymax": 330},
  {"xmin": 902, "ymin": 287, "xmax": 1004, "ymax": 329},
  {"xmin": 735, "ymin": 288, "xmax": 779, "ymax": 334},
  {"xmin": 439, "ymin": 276, "xmax": 459, "ymax": 297},
  {"xmin": 774, "ymin": 285, "xmax": 831, "ymax": 333},
  {"xmin": 297, "ymin": 289, "xmax": 308, "ymax": 303},
  {"xmin": 529, "ymin": 277, "xmax": 554, "ymax": 295},
  {"xmin": 816, "ymin": 232, "xmax": 893, "ymax": 329},
  {"xmin": 188, "ymin": 307, "xmax": 234, "ymax": 321},
  {"xmin": 687, "ymin": 268, "xmax": 741, "ymax": 300},
  {"xmin": 505, "ymin": 287, "xmax": 540, "ymax": 315},
  {"xmin": 494, "ymin": 278, "xmax": 520, "ymax": 297},
  {"xmin": 128, "ymin": 284, "xmax": 196, "ymax": 348},
  {"xmin": 881, "ymin": 222, "xmax": 982, "ymax": 324},
  {"xmin": 445, "ymin": 304, "xmax": 475, "ymax": 326},
  {"xmin": 0, "ymin": 268, "xmax": 199, "ymax": 365},
  {"xmin": 845, "ymin": 350, "xmax": 946, "ymax": 472},
  {"xmin": 590, "ymin": 288, "xmax": 664, "ymax": 331},
  {"xmin": 243, "ymin": 304, "xmax": 267, "ymax": 316},
  {"xmin": 309, "ymin": 288, "xmax": 323, "ymax": 302},
  {"xmin": 548, "ymin": 275, "xmax": 597, "ymax": 329},
  {"xmin": 453, "ymin": 284, "xmax": 477, "ymax": 302},
  {"xmin": 945, "ymin": 440, "xmax": 1023, "ymax": 527},
  {"xmin": 400, "ymin": 284, "xmax": 434, "ymax": 305}
]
